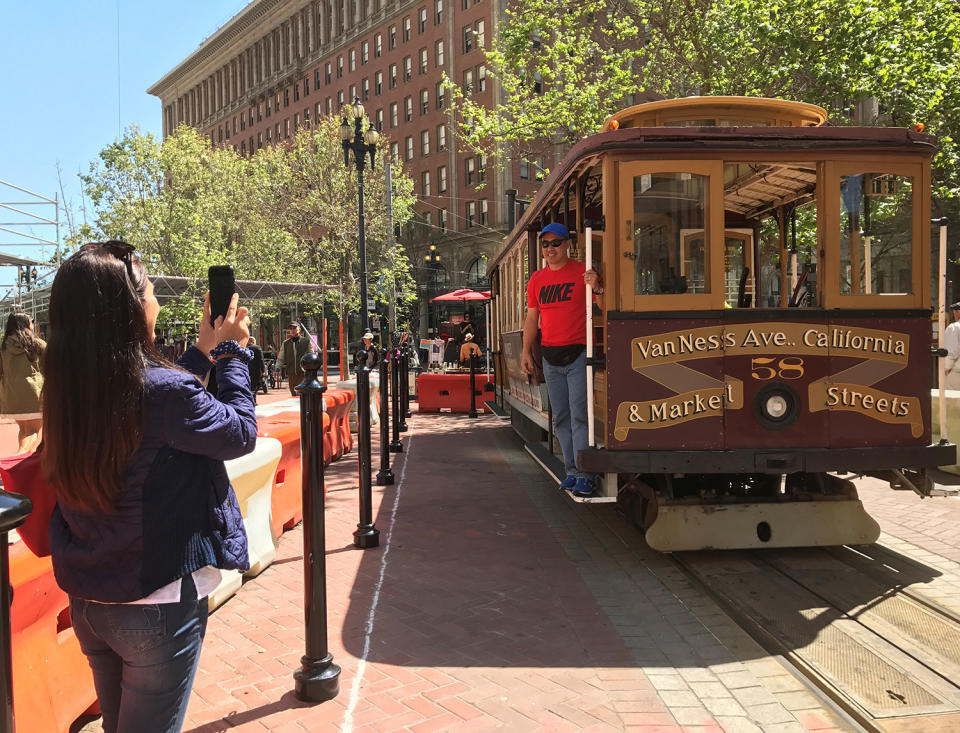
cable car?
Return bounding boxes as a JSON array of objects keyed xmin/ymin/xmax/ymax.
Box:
[{"xmin": 487, "ymin": 96, "xmax": 955, "ymax": 551}]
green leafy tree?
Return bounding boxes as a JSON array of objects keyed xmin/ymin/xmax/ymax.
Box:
[{"xmin": 452, "ymin": 0, "xmax": 960, "ymax": 197}]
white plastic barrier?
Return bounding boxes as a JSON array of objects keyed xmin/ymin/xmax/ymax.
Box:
[
  {"xmin": 336, "ymin": 376, "xmax": 380, "ymax": 430},
  {"xmin": 931, "ymin": 389, "xmax": 960, "ymax": 475},
  {"xmin": 207, "ymin": 437, "xmax": 283, "ymax": 611}
]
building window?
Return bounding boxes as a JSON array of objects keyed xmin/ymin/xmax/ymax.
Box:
[
  {"xmin": 241, "ymin": 140, "xmax": 247, "ymax": 155},
  {"xmin": 466, "ymin": 201, "xmax": 476, "ymax": 228},
  {"xmin": 362, "ymin": 78, "xmax": 370, "ymax": 101},
  {"xmin": 418, "ymin": 7, "xmax": 427, "ymax": 33},
  {"xmin": 478, "ymin": 154, "xmax": 487, "ymax": 182},
  {"xmin": 389, "ymin": 64, "xmax": 397, "ymax": 88},
  {"xmin": 420, "ymin": 88, "xmax": 429, "ymax": 114},
  {"xmin": 375, "ymin": 71, "xmax": 383, "ymax": 95},
  {"xmin": 391, "ymin": 141, "xmax": 399, "ymax": 161},
  {"xmin": 389, "ymin": 25, "xmax": 396, "ymax": 49},
  {"xmin": 440, "ymin": 208, "xmax": 447, "ymax": 232},
  {"xmin": 475, "ymin": 19, "xmax": 485, "ymax": 48},
  {"xmin": 315, "ymin": 69, "xmax": 323, "ymax": 89},
  {"xmin": 375, "ymin": 108, "xmax": 384, "ymax": 129},
  {"xmin": 422, "ymin": 170, "xmax": 431, "ymax": 196},
  {"xmin": 325, "ymin": 62, "xmax": 332, "ymax": 84},
  {"xmin": 266, "ymin": 127, "xmax": 272, "ymax": 142},
  {"xmin": 294, "ymin": 113, "xmax": 300, "ymax": 130},
  {"xmin": 257, "ymin": 132, "xmax": 263, "ymax": 149},
  {"xmin": 436, "ymin": 81, "xmax": 445, "ymax": 109},
  {"xmin": 465, "ymin": 157, "xmax": 476, "ymax": 185},
  {"xmin": 362, "ymin": 41, "xmax": 369, "ymax": 63},
  {"xmin": 304, "ymin": 108, "xmax": 311, "ymax": 125},
  {"xmin": 435, "ymin": 0, "xmax": 443, "ymax": 24},
  {"xmin": 479, "ymin": 199, "xmax": 488, "ymax": 225},
  {"xmin": 337, "ymin": 90, "xmax": 345, "ymax": 106},
  {"xmin": 435, "ymin": 40, "xmax": 444, "ymax": 67},
  {"xmin": 438, "ymin": 165, "xmax": 447, "ymax": 193},
  {"xmin": 403, "ymin": 56, "xmax": 412, "ymax": 81},
  {"xmin": 477, "ymin": 65, "xmax": 487, "ymax": 92},
  {"xmin": 463, "ymin": 69, "xmax": 473, "ymax": 94},
  {"xmin": 390, "ymin": 102, "xmax": 399, "ymax": 127},
  {"xmin": 293, "ymin": 85, "xmax": 299, "ymax": 103},
  {"xmin": 404, "ymin": 96, "xmax": 413, "ymax": 121},
  {"xmin": 421, "ymin": 129, "xmax": 430, "ymax": 155},
  {"xmin": 405, "ymin": 135, "xmax": 414, "ymax": 160},
  {"xmin": 437, "ymin": 124, "xmax": 446, "ymax": 151},
  {"xmin": 325, "ymin": 97, "xmax": 332, "ymax": 115},
  {"xmin": 375, "ymin": 33, "xmax": 382, "ymax": 57},
  {"xmin": 349, "ymin": 84, "xmax": 357, "ymax": 102},
  {"xmin": 403, "ymin": 17, "xmax": 411, "ymax": 42},
  {"xmin": 275, "ymin": 122, "xmax": 280, "ymax": 139},
  {"xmin": 349, "ymin": 49, "xmax": 356, "ymax": 71},
  {"xmin": 462, "ymin": 25, "xmax": 472, "ymax": 53},
  {"xmin": 519, "ymin": 159, "xmax": 529, "ymax": 179},
  {"xmin": 462, "ymin": 0, "xmax": 469, "ymax": 9},
  {"xmin": 419, "ymin": 48, "xmax": 428, "ymax": 74}
]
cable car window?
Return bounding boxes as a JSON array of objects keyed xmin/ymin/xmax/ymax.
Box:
[
  {"xmin": 839, "ymin": 174, "xmax": 913, "ymax": 295},
  {"xmin": 631, "ymin": 173, "xmax": 709, "ymax": 295}
]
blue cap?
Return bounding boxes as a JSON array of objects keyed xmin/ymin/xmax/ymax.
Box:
[{"xmin": 539, "ymin": 222, "xmax": 570, "ymax": 239}]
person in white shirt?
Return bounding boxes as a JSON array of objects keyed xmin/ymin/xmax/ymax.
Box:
[{"xmin": 944, "ymin": 302, "xmax": 960, "ymax": 390}]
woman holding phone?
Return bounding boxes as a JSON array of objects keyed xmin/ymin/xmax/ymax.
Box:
[{"xmin": 41, "ymin": 241, "xmax": 256, "ymax": 733}]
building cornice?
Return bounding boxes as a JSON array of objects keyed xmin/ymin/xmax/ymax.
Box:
[{"xmin": 147, "ymin": 0, "xmax": 288, "ymax": 97}]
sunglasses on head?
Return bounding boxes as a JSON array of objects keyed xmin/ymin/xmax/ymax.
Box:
[
  {"xmin": 81, "ymin": 240, "xmax": 139, "ymax": 278},
  {"xmin": 541, "ymin": 239, "xmax": 566, "ymax": 248}
]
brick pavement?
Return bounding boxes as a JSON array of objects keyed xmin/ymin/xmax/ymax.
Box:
[{"xmin": 66, "ymin": 399, "xmax": 960, "ymax": 733}]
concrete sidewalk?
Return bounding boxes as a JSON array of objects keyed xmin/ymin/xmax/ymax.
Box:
[{"xmin": 146, "ymin": 409, "xmax": 855, "ymax": 733}]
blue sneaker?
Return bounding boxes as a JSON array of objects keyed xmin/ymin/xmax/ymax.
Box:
[
  {"xmin": 572, "ymin": 477, "xmax": 595, "ymax": 498},
  {"xmin": 560, "ymin": 475, "xmax": 577, "ymax": 490}
]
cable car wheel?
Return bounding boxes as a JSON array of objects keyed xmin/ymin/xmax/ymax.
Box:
[{"xmin": 617, "ymin": 476, "xmax": 659, "ymax": 532}]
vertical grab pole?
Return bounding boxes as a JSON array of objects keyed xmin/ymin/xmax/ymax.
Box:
[
  {"xmin": 937, "ymin": 219, "xmax": 948, "ymax": 442},
  {"xmin": 485, "ymin": 301, "xmax": 492, "ymax": 378},
  {"xmin": 585, "ymin": 225, "xmax": 595, "ymax": 448},
  {"xmin": 0, "ymin": 491, "xmax": 32, "ymax": 731}
]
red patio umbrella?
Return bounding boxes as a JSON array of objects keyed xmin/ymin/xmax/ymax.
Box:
[{"xmin": 430, "ymin": 288, "xmax": 489, "ymax": 302}]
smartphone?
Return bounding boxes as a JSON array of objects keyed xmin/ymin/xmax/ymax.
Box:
[{"xmin": 208, "ymin": 265, "xmax": 236, "ymax": 326}]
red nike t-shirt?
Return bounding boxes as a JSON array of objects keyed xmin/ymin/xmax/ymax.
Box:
[{"xmin": 527, "ymin": 260, "xmax": 586, "ymax": 347}]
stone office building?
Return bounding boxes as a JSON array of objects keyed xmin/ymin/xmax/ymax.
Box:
[{"xmin": 148, "ymin": 0, "xmax": 546, "ymax": 337}]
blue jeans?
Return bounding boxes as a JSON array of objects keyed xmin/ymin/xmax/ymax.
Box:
[
  {"xmin": 69, "ymin": 576, "xmax": 208, "ymax": 733},
  {"xmin": 542, "ymin": 350, "xmax": 590, "ymax": 478}
]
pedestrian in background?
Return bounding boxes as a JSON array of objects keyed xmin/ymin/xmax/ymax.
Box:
[
  {"xmin": 247, "ymin": 336, "xmax": 265, "ymax": 398},
  {"xmin": 41, "ymin": 240, "xmax": 256, "ymax": 733},
  {"xmin": 944, "ymin": 302, "xmax": 960, "ymax": 390},
  {"xmin": 458, "ymin": 312, "xmax": 476, "ymax": 344},
  {"xmin": 279, "ymin": 322, "xmax": 313, "ymax": 395},
  {"xmin": 0, "ymin": 312, "xmax": 45, "ymax": 453}
]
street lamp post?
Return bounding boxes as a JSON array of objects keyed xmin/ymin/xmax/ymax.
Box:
[
  {"xmin": 424, "ymin": 245, "xmax": 441, "ymax": 334},
  {"xmin": 341, "ymin": 97, "xmax": 381, "ymax": 333}
]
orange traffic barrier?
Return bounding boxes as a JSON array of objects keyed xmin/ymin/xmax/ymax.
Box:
[
  {"xmin": 325, "ymin": 389, "xmax": 355, "ymax": 458},
  {"xmin": 258, "ymin": 412, "xmax": 304, "ymax": 538},
  {"xmin": 9, "ymin": 541, "xmax": 97, "ymax": 733},
  {"xmin": 416, "ymin": 373, "xmax": 493, "ymax": 413}
]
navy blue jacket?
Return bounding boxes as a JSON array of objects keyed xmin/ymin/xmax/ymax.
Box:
[{"xmin": 50, "ymin": 347, "xmax": 256, "ymax": 602}]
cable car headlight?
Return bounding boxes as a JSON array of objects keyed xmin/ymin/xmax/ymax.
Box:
[
  {"xmin": 753, "ymin": 383, "xmax": 799, "ymax": 430},
  {"xmin": 765, "ymin": 394, "xmax": 789, "ymax": 419}
]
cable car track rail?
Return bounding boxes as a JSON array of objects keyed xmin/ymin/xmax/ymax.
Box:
[{"xmin": 671, "ymin": 544, "xmax": 960, "ymax": 732}]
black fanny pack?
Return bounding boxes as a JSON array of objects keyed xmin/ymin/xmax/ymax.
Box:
[{"xmin": 541, "ymin": 344, "xmax": 585, "ymax": 367}]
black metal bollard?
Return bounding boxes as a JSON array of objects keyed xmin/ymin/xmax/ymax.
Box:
[
  {"xmin": 401, "ymin": 342, "xmax": 412, "ymax": 419},
  {"xmin": 375, "ymin": 347, "xmax": 394, "ymax": 486},
  {"xmin": 293, "ymin": 353, "xmax": 341, "ymax": 702},
  {"xmin": 389, "ymin": 345, "xmax": 404, "ymax": 452},
  {"xmin": 354, "ymin": 349, "xmax": 380, "ymax": 548},
  {"xmin": 397, "ymin": 344, "xmax": 409, "ymax": 433},
  {"xmin": 0, "ymin": 491, "xmax": 32, "ymax": 733},
  {"xmin": 468, "ymin": 351, "xmax": 479, "ymax": 418}
]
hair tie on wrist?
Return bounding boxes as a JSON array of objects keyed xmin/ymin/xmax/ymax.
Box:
[{"xmin": 209, "ymin": 340, "xmax": 253, "ymax": 363}]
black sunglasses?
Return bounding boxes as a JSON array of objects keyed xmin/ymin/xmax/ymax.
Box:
[
  {"xmin": 541, "ymin": 239, "xmax": 566, "ymax": 248},
  {"xmin": 81, "ymin": 240, "xmax": 139, "ymax": 278}
]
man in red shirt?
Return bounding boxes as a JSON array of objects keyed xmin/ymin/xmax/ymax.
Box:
[{"xmin": 520, "ymin": 223, "xmax": 603, "ymax": 497}]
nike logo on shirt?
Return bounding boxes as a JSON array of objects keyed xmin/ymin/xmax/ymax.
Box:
[{"xmin": 539, "ymin": 282, "xmax": 575, "ymax": 304}]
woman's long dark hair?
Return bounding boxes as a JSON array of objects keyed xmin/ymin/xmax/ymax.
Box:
[
  {"xmin": 1, "ymin": 312, "xmax": 43, "ymax": 362},
  {"xmin": 42, "ymin": 242, "xmax": 167, "ymax": 513}
]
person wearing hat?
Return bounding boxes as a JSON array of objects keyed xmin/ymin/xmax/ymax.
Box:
[
  {"xmin": 944, "ymin": 302, "xmax": 960, "ymax": 390},
  {"xmin": 520, "ymin": 222, "xmax": 603, "ymax": 497},
  {"xmin": 458, "ymin": 331, "xmax": 482, "ymax": 366},
  {"xmin": 278, "ymin": 322, "xmax": 314, "ymax": 395},
  {"xmin": 360, "ymin": 330, "xmax": 379, "ymax": 368}
]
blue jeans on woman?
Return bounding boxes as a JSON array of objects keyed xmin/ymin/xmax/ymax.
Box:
[
  {"xmin": 69, "ymin": 575, "xmax": 208, "ymax": 733},
  {"xmin": 542, "ymin": 350, "xmax": 590, "ymax": 478}
]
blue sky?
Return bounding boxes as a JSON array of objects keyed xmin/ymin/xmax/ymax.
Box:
[{"xmin": 0, "ymin": 0, "xmax": 249, "ymax": 288}]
